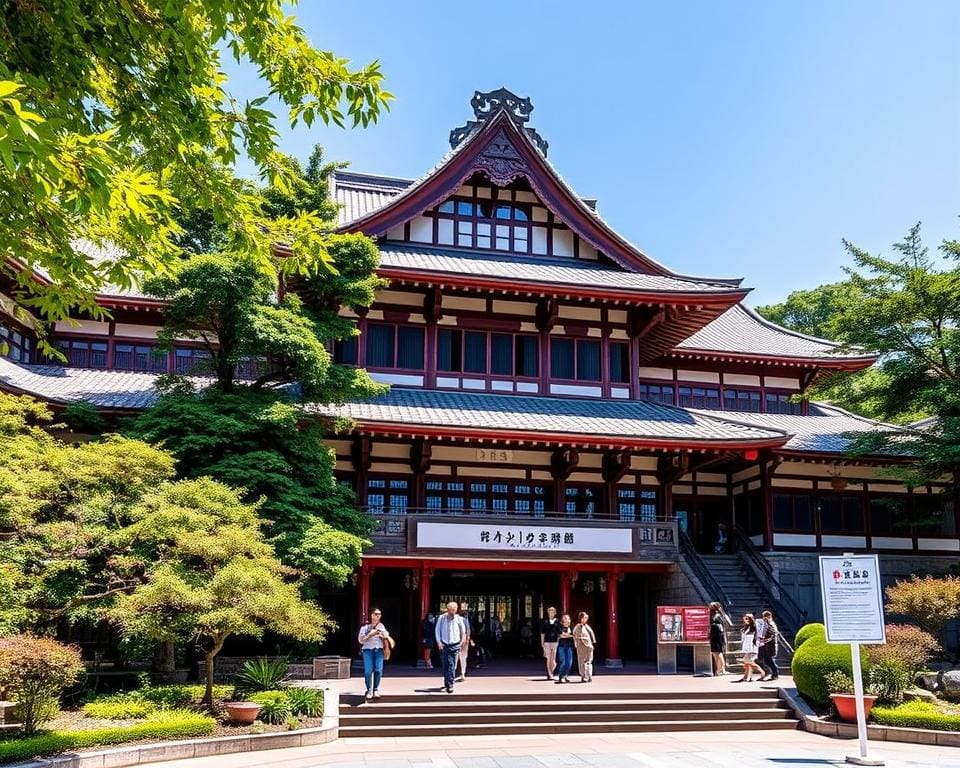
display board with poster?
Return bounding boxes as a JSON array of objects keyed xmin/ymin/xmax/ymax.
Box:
[{"xmin": 655, "ymin": 605, "xmax": 712, "ymax": 675}]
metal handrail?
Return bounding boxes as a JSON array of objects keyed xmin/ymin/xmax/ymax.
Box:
[
  {"xmin": 361, "ymin": 506, "xmax": 677, "ymax": 524},
  {"xmin": 678, "ymin": 528, "xmax": 733, "ymax": 612},
  {"xmin": 732, "ymin": 525, "xmax": 807, "ymax": 632}
]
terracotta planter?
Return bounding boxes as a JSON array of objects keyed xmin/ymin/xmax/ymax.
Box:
[
  {"xmin": 831, "ymin": 693, "xmax": 878, "ymax": 723},
  {"xmin": 225, "ymin": 701, "xmax": 262, "ymax": 724}
]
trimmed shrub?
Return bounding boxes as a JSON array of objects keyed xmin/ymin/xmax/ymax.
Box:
[
  {"xmin": 233, "ymin": 658, "xmax": 289, "ymax": 696},
  {"xmin": 791, "ymin": 623, "xmax": 868, "ymax": 707},
  {"xmin": 885, "ymin": 575, "xmax": 960, "ymax": 638},
  {"xmin": 824, "ymin": 670, "xmax": 854, "ymax": 695},
  {"xmin": 866, "ymin": 624, "xmax": 941, "ymax": 676},
  {"xmin": 0, "ymin": 635, "xmax": 85, "ymax": 735},
  {"xmin": 794, "ymin": 623, "xmax": 824, "ymax": 649},
  {"xmin": 82, "ymin": 698, "xmax": 157, "ymax": 720},
  {"xmin": 872, "ymin": 699, "xmax": 960, "ymax": 731},
  {"xmin": 249, "ymin": 690, "xmax": 291, "ymax": 724},
  {"xmin": 0, "ymin": 709, "xmax": 215, "ymax": 764},
  {"xmin": 285, "ymin": 687, "xmax": 323, "ymax": 718}
]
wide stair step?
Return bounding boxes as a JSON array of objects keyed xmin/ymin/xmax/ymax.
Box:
[{"xmin": 338, "ymin": 690, "xmax": 798, "ymax": 738}]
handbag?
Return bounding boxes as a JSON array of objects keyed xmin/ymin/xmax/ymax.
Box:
[{"xmin": 383, "ymin": 634, "xmax": 396, "ymax": 661}]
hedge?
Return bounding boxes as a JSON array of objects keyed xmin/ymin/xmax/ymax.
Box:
[
  {"xmin": 0, "ymin": 710, "xmax": 215, "ymax": 764},
  {"xmin": 872, "ymin": 700, "xmax": 960, "ymax": 732},
  {"xmin": 791, "ymin": 622, "xmax": 869, "ymax": 707},
  {"xmin": 81, "ymin": 699, "xmax": 157, "ymax": 720}
]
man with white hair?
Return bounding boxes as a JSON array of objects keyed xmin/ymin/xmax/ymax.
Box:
[{"xmin": 435, "ymin": 601, "xmax": 468, "ymax": 693}]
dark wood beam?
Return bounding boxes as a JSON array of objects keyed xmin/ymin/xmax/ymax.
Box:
[
  {"xmin": 535, "ymin": 297, "xmax": 559, "ymax": 333},
  {"xmin": 601, "ymin": 449, "xmax": 632, "ymax": 484},
  {"xmin": 423, "ymin": 286, "xmax": 443, "ymax": 322}
]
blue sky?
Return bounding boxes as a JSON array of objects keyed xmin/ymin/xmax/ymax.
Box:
[{"xmin": 228, "ymin": 1, "xmax": 959, "ymax": 306}]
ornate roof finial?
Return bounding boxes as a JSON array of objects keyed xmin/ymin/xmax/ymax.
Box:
[{"xmin": 449, "ymin": 88, "xmax": 549, "ymax": 156}]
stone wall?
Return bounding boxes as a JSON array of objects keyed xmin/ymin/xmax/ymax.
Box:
[{"xmin": 198, "ymin": 657, "xmax": 314, "ymax": 683}]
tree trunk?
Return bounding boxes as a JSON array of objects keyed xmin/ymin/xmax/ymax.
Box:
[
  {"xmin": 202, "ymin": 635, "xmax": 227, "ymax": 709},
  {"xmin": 153, "ymin": 639, "xmax": 176, "ymax": 675}
]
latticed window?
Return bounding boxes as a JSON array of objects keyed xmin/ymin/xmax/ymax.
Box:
[
  {"xmin": 365, "ymin": 323, "xmax": 424, "ymax": 370},
  {"xmin": 765, "ymin": 392, "xmax": 801, "ymax": 414},
  {"xmin": 55, "ymin": 338, "xmax": 108, "ymax": 368},
  {"xmin": 638, "ymin": 383, "xmax": 674, "ymax": 406},
  {"xmin": 114, "ymin": 344, "xmax": 167, "ymax": 372},
  {"xmin": 551, "ymin": 338, "xmax": 601, "ymax": 381},
  {"xmin": 723, "ymin": 389, "xmax": 762, "ymax": 413},
  {"xmin": 678, "ymin": 385, "xmax": 720, "ymax": 409},
  {"xmin": 0, "ymin": 323, "xmax": 33, "ymax": 363}
]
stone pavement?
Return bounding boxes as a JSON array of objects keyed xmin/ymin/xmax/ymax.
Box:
[{"xmin": 145, "ymin": 729, "xmax": 960, "ymax": 768}]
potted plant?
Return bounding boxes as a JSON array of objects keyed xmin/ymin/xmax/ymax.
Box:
[
  {"xmin": 826, "ymin": 670, "xmax": 878, "ymax": 723},
  {"xmin": 225, "ymin": 701, "xmax": 263, "ymax": 724}
]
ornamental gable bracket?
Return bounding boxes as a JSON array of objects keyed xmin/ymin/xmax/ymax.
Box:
[
  {"xmin": 550, "ymin": 447, "xmax": 580, "ymax": 481},
  {"xmin": 450, "ymin": 88, "xmax": 549, "ymax": 156}
]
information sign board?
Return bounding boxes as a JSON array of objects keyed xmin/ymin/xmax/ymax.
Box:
[
  {"xmin": 819, "ymin": 554, "xmax": 886, "ymax": 645},
  {"xmin": 656, "ymin": 605, "xmax": 711, "ymax": 643}
]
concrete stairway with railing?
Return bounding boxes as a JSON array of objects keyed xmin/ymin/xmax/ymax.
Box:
[
  {"xmin": 339, "ymin": 689, "xmax": 798, "ymax": 737},
  {"xmin": 698, "ymin": 553, "xmax": 795, "ymax": 672}
]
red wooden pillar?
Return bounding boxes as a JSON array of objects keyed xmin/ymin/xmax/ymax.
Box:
[
  {"xmin": 560, "ymin": 571, "xmax": 572, "ymax": 616},
  {"xmin": 418, "ymin": 563, "xmax": 433, "ymax": 621},
  {"xmin": 357, "ymin": 563, "xmax": 372, "ymax": 627},
  {"xmin": 604, "ymin": 570, "xmax": 623, "ymax": 668}
]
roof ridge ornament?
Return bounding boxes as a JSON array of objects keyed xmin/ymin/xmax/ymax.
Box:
[{"xmin": 449, "ymin": 88, "xmax": 549, "ymax": 156}]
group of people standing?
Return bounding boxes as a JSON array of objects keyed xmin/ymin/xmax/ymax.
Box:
[
  {"xmin": 709, "ymin": 602, "xmax": 780, "ymax": 682},
  {"xmin": 539, "ymin": 606, "xmax": 597, "ymax": 683}
]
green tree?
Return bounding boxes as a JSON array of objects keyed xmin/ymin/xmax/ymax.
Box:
[
  {"xmin": 756, "ymin": 281, "xmax": 864, "ymax": 339},
  {"xmin": 106, "ymin": 478, "xmax": 331, "ymax": 707},
  {"xmin": 0, "ymin": 1, "xmax": 390, "ymax": 338}
]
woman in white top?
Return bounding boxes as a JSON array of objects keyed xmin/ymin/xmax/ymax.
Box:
[
  {"xmin": 735, "ymin": 613, "xmax": 759, "ymax": 683},
  {"xmin": 358, "ymin": 608, "xmax": 390, "ymax": 700}
]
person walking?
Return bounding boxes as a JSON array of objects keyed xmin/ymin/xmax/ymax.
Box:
[
  {"xmin": 572, "ymin": 611, "xmax": 596, "ymax": 683},
  {"xmin": 358, "ymin": 608, "xmax": 391, "ymax": 701},
  {"xmin": 735, "ymin": 613, "xmax": 759, "ymax": 683},
  {"xmin": 757, "ymin": 610, "xmax": 780, "ymax": 681},
  {"xmin": 420, "ymin": 612, "xmax": 436, "ymax": 669},
  {"xmin": 435, "ymin": 601, "xmax": 468, "ymax": 693},
  {"xmin": 555, "ymin": 614, "xmax": 575, "ymax": 683},
  {"xmin": 540, "ymin": 606, "xmax": 561, "ymax": 680},
  {"xmin": 709, "ymin": 602, "xmax": 728, "ymax": 675},
  {"xmin": 455, "ymin": 602, "xmax": 471, "ymax": 681}
]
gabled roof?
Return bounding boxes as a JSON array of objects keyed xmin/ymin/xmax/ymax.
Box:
[
  {"xmin": 335, "ymin": 101, "xmax": 741, "ymax": 288},
  {"xmin": 378, "ymin": 245, "xmax": 747, "ymax": 302},
  {"xmin": 671, "ymin": 304, "xmax": 877, "ymax": 368},
  {"xmin": 305, "ymin": 386, "xmax": 789, "ymax": 451}
]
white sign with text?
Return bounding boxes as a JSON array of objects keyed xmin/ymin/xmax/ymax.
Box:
[
  {"xmin": 416, "ymin": 521, "xmax": 633, "ymax": 553},
  {"xmin": 819, "ymin": 554, "xmax": 886, "ymax": 645}
]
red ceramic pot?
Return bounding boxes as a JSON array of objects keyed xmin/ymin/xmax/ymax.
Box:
[
  {"xmin": 830, "ymin": 693, "xmax": 878, "ymax": 723},
  {"xmin": 225, "ymin": 701, "xmax": 262, "ymax": 724}
]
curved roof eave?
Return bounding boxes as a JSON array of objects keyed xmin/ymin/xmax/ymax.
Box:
[{"xmin": 335, "ymin": 110, "xmax": 744, "ymax": 288}]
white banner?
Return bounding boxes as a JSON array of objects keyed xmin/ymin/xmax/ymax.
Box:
[
  {"xmin": 819, "ymin": 554, "xmax": 886, "ymax": 644},
  {"xmin": 415, "ymin": 521, "xmax": 633, "ymax": 554}
]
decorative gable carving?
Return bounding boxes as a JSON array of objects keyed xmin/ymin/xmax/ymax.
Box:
[
  {"xmin": 473, "ymin": 129, "xmax": 530, "ymax": 187},
  {"xmin": 450, "ymin": 88, "xmax": 549, "ymax": 156}
]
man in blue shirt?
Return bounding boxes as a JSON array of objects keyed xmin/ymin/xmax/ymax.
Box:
[{"xmin": 435, "ymin": 601, "xmax": 468, "ymax": 693}]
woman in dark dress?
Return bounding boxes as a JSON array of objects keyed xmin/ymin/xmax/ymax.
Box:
[{"xmin": 709, "ymin": 601, "xmax": 727, "ymax": 675}]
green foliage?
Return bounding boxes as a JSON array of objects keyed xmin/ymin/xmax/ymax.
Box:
[
  {"xmin": 756, "ymin": 281, "xmax": 865, "ymax": 339},
  {"xmin": 885, "ymin": 576, "xmax": 960, "ymax": 638},
  {"xmin": 233, "ymin": 658, "xmax": 290, "ymax": 695},
  {"xmin": 0, "ymin": 635, "xmax": 85, "ymax": 734},
  {"xmin": 824, "ymin": 670, "xmax": 855, "ymax": 695},
  {"xmin": 794, "ymin": 623, "xmax": 824, "ymax": 649},
  {"xmin": 791, "ymin": 623, "xmax": 869, "ymax": 707},
  {"xmin": 0, "ymin": 3, "xmax": 390, "ymax": 334},
  {"xmin": 59, "ymin": 402, "xmax": 107, "ymax": 434},
  {"xmin": 284, "ymin": 687, "xmax": 323, "ymax": 718},
  {"xmin": 0, "ymin": 709, "xmax": 215, "ymax": 763},
  {"xmin": 871, "ymin": 699, "xmax": 960, "ymax": 731},
  {"xmin": 130, "ymin": 389, "xmax": 372, "ymax": 558},
  {"xmin": 248, "ymin": 690, "xmax": 291, "ymax": 724},
  {"xmin": 82, "ymin": 698, "xmax": 156, "ymax": 720},
  {"xmin": 868, "ymin": 660, "xmax": 912, "ymax": 705}
]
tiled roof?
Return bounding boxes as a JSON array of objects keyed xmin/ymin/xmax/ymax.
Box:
[
  {"xmin": 332, "ymin": 172, "xmax": 411, "ymax": 225},
  {"xmin": 378, "ymin": 245, "xmax": 741, "ymax": 295},
  {"xmin": 674, "ymin": 304, "xmax": 875, "ymax": 361},
  {"xmin": 307, "ymin": 387, "xmax": 788, "ymax": 446},
  {"xmin": 0, "ymin": 359, "xmax": 207, "ymax": 410},
  {"xmin": 695, "ymin": 402, "xmax": 907, "ymax": 454}
]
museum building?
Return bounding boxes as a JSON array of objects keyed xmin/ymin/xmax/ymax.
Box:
[{"xmin": 0, "ymin": 90, "xmax": 956, "ymax": 663}]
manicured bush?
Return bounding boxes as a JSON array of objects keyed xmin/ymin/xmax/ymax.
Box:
[
  {"xmin": 285, "ymin": 687, "xmax": 323, "ymax": 718},
  {"xmin": 233, "ymin": 657, "xmax": 290, "ymax": 695},
  {"xmin": 791, "ymin": 623, "xmax": 868, "ymax": 707},
  {"xmin": 0, "ymin": 635, "xmax": 85, "ymax": 734},
  {"xmin": 249, "ymin": 690, "xmax": 291, "ymax": 724},
  {"xmin": 82, "ymin": 698, "xmax": 157, "ymax": 720},
  {"xmin": 794, "ymin": 622, "xmax": 824, "ymax": 649},
  {"xmin": 871, "ymin": 699, "xmax": 960, "ymax": 731},
  {"xmin": 0, "ymin": 709, "xmax": 215, "ymax": 764}
]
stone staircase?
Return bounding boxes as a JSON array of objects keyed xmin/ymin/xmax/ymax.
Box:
[
  {"xmin": 339, "ymin": 689, "xmax": 798, "ymax": 737},
  {"xmin": 698, "ymin": 554, "xmax": 795, "ymax": 671}
]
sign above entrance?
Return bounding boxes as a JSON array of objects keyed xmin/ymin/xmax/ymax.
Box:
[
  {"xmin": 476, "ymin": 447, "xmax": 514, "ymax": 463},
  {"xmin": 415, "ymin": 521, "xmax": 633, "ymax": 554},
  {"xmin": 819, "ymin": 554, "xmax": 886, "ymax": 645}
]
